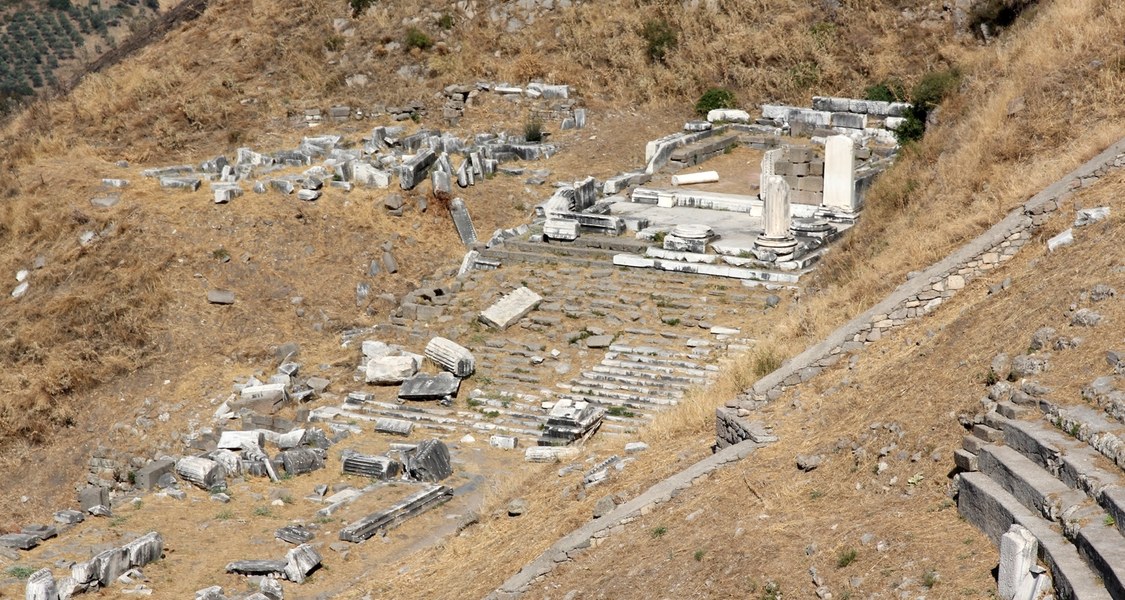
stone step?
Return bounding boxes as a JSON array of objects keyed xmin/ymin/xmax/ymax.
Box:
[
  {"xmin": 957, "ymin": 472, "xmax": 1112, "ymax": 600},
  {"xmin": 604, "ymin": 354, "xmax": 718, "ymax": 375},
  {"xmin": 478, "ymin": 249, "xmax": 615, "ymax": 269},
  {"xmin": 554, "ymin": 392, "xmax": 670, "ymax": 414},
  {"xmin": 559, "ymin": 383, "xmax": 680, "ymax": 406},
  {"xmin": 589, "ymin": 364, "xmax": 708, "ymax": 386},
  {"xmin": 580, "ymin": 370, "xmax": 697, "ymax": 392},
  {"xmin": 600, "ymin": 358, "xmax": 715, "ymax": 379},
  {"xmin": 568, "ymin": 376, "xmax": 688, "ymax": 397},
  {"xmin": 608, "ymin": 344, "xmax": 712, "ymax": 361},
  {"xmin": 996, "ymin": 414, "xmax": 1125, "ymax": 539},
  {"xmin": 977, "ymin": 444, "xmax": 1093, "ymax": 525},
  {"xmin": 975, "ymin": 440, "xmax": 1125, "ymax": 597},
  {"xmin": 1047, "ymin": 404, "xmax": 1125, "ymax": 472},
  {"xmin": 503, "ymin": 240, "xmax": 622, "ymax": 261},
  {"xmin": 354, "ymin": 402, "xmax": 544, "ymax": 439}
]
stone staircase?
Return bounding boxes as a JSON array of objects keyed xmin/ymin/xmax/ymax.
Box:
[
  {"xmin": 956, "ymin": 395, "xmax": 1125, "ymax": 599},
  {"xmin": 331, "ymin": 238, "xmax": 765, "ymax": 447},
  {"xmin": 479, "ymin": 235, "xmax": 650, "ymax": 269}
]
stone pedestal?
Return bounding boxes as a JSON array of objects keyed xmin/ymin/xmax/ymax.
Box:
[
  {"xmin": 755, "ymin": 175, "xmax": 797, "ymax": 258},
  {"xmin": 821, "ymin": 135, "xmax": 857, "ymax": 219}
]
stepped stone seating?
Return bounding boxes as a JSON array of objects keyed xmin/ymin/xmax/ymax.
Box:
[{"xmin": 956, "ymin": 399, "xmax": 1125, "ymax": 599}]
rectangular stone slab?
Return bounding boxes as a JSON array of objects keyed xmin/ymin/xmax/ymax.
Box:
[
  {"xmin": 398, "ymin": 372, "xmax": 460, "ymax": 400},
  {"xmin": 479, "ymin": 287, "xmax": 542, "ymax": 330},
  {"xmin": 225, "ymin": 560, "xmax": 287, "ymax": 575},
  {"xmin": 338, "ymin": 485, "xmax": 453, "ymax": 543},
  {"xmin": 374, "ymin": 418, "xmax": 414, "ymax": 436},
  {"xmin": 276, "ymin": 525, "xmax": 315, "ymax": 545},
  {"xmin": 0, "ymin": 533, "xmax": 40, "ymax": 550}
]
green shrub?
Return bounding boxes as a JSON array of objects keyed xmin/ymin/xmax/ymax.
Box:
[
  {"xmin": 894, "ymin": 68, "xmax": 961, "ymax": 144},
  {"xmin": 640, "ymin": 18, "xmax": 677, "ymax": 64},
  {"xmin": 6, "ymin": 566, "xmax": 36, "ymax": 580},
  {"xmin": 349, "ymin": 0, "xmax": 374, "ymax": 18},
  {"xmin": 404, "ymin": 27, "xmax": 433, "ymax": 51},
  {"xmin": 864, "ymin": 79, "xmax": 906, "ymax": 102},
  {"xmin": 694, "ymin": 87, "xmax": 736, "ymax": 116},
  {"xmin": 836, "ymin": 547, "xmax": 858, "ymax": 568},
  {"xmin": 438, "ymin": 13, "xmax": 454, "ymax": 29}
]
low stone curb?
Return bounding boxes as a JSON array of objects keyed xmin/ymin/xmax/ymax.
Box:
[{"xmin": 484, "ymin": 439, "xmax": 761, "ymax": 599}]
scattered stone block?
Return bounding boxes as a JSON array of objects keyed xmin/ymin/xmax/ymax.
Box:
[
  {"xmin": 544, "ymin": 218, "xmax": 580, "ymax": 241},
  {"xmin": 375, "ymin": 418, "xmax": 414, "ymax": 436},
  {"xmin": 217, "ymin": 431, "xmax": 264, "ymax": 451},
  {"xmin": 338, "ymin": 484, "xmax": 453, "ymax": 543},
  {"xmin": 279, "ymin": 448, "xmax": 325, "ymax": 476},
  {"xmin": 160, "ymin": 176, "xmax": 202, "ymax": 191},
  {"xmin": 22, "ymin": 524, "xmax": 57, "ymax": 541},
  {"xmin": 283, "ymin": 543, "xmax": 321, "ymax": 583},
  {"xmin": 585, "ymin": 335, "xmax": 613, "ymax": 349},
  {"xmin": 122, "ymin": 532, "xmax": 164, "ymax": 568},
  {"xmin": 524, "ymin": 446, "xmax": 580, "ymax": 463},
  {"xmin": 237, "ymin": 383, "xmax": 290, "ymax": 414},
  {"xmin": 342, "ymin": 453, "xmax": 402, "ymax": 480},
  {"xmin": 90, "ymin": 194, "xmax": 121, "ymax": 208},
  {"xmin": 366, "ymin": 355, "xmax": 418, "ymax": 384},
  {"xmin": 400, "ymin": 149, "xmax": 437, "ymax": 190},
  {"xmin": 25, "ymin": 568, "xmax": 56, "ymax": 600},
  {"xmin": 449, "ymin": 198, "xmax": 478, "ymax": 246},
  {"xmin": 79, "ymin": 485, "xmax": 109, "ymax": 511},
  {"xmin": 479, "ymin": 286, "xmax": 542, "ymax": 330},
  {"xmin": 225, "ymin": 560, "xmax": 287, "ymax": 576},
  {"xmin": 507, "ymin": 498, "xmax": 528, "ymax": 516},
  {"xmin": 276, "ymin": 525, "xmax": 315, "ymax": 545},
  {"xmin": 1075, "ymin": 206, "xmax": 1110, "ymax": 227},
  {"xmin": 207, "ymin": 290, "xmax": 236, "ymax": 305},
  {"xmin": 540, "ymin": 399, "xmax": 604, "ymax": 446},
  {"xmin": 297, "ymin": 189, "xmax": 321, "ymax": 201},
  {"xmin": 0, "ymin": 533, "xmax": 39, "ymax": 550},
  {"xmin": 999, "ymin": 524, "xmax": 1037, "ymax": 600},
  {"xmin": 624, "ymin": 442, "xmax": 649, "ymax": 454},
  {"xmin": 1047, "ymin": 228, "xmax": 1074, "ymax": 251},
  {"xmin": 706, "ymin": 109, "xmax": 751, "ymax": 123},
  {"xmin": 424, "ymin": 337, "xmax": 475, "ymax": 377},
  {"xmin": 399, "ymin": 372, "xmax": 460, "ymax": 400},
  {"xmin": 405, "ymin": 439, "xmax": 452, "ymax": 482},
  {"xmin": 175, "ymin": 456, "xmax": 225, "ymax": 490},
  {"xmin": 489, "ymin": 435, "xmax": 518, "ymax": 450},
  {"xmin": 54, "ymin": 509, "xmax": 84, "ymax": 524}
]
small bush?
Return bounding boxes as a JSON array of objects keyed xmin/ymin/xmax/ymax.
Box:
[
  {"xmin": 894, "ymin": 68, "xmax": 961, "ymax": 144},
  {"xmin": 323, "ymin": 34, "xmax": 344, "ymax": 52},
  {"xmin": 349, "ymin": 0, "xmax": 374, "ymax": 18},
  {"xmin": 404, "ymin": 27, "xmax": 433, "ymax": 51},
  {"xmin": 760, "ymin": 581, "xmax": 782, "ymax": 600},
  {"xmin": 651, "ymin": 525, "xmax": 667, "ymax": 538},
  {"xmin": 7, "ymin": 566, "xmax": 36, "ymax": 580},
  {"xmin": 693, "ymin": 549, "xmax": 706, "ymax": 561},
  {"xmin": 922, "ymin": 570, "xmax": 939, "ymax": 588},
  {"xmin": 640, "ymin": 18, "xmax": 677, "ymax": 64},
  {"xmin": 836, "ymin": 547, "xmax": 858, "ymax": 568},
  {"xmin": 751, "ymin": 347, "xmax": 782, "ymax": 377},
  {"xmin": 695, "ymin": 87, "xmax": 736, "ymax": 116},
  {"xmin": 864, "ymin": 79, "xmax": 906, "ymax": 102},
  {"xmin": 438, "ymin": 13, "xmax": 454, "ymax": 29},
  {"xmin": 606, "ymin": 406, "xmax": 636, "ymax": 418},
  {"xmin": 253, "ymin": 506, "xmax": 273, "ymax": 517},
  {"xmin": 523, "ymin": 118, "xmax": 543, "ymax": 143}
]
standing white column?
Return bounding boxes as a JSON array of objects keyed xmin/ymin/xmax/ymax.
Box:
[
  {"xmin": 823, "ymin": 135, "xmax": 856, "ymax": 214},
  {"xmin": 763, "ymin": 175, "xmax": 791, "ymax": 238},
  {"xmin": 755, "ymin": 174, "xmax": 797, "ymax": 258},
  {"xmin": 759, "ymin": 148, "xmax": 781, "ymax": 197}
]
